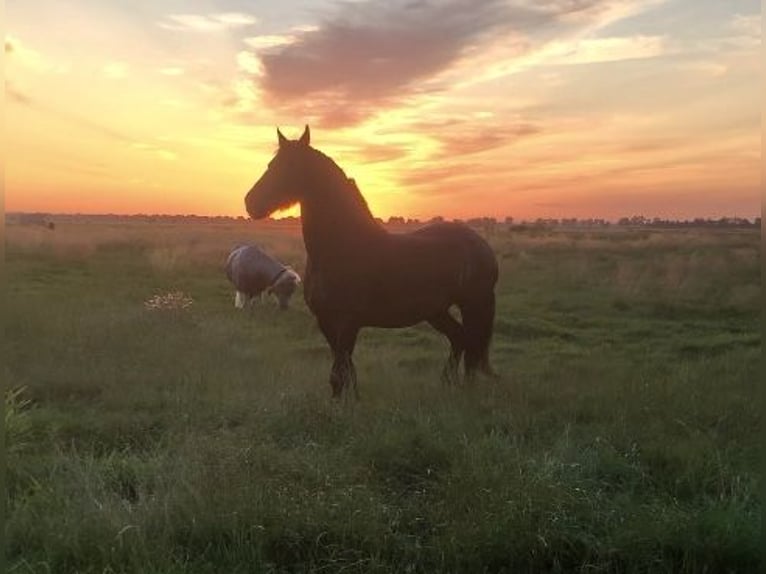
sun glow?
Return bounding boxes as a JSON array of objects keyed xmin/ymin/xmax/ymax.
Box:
[{"xmin": 5, "ymin": 1, "xmax": 760, "ymax": 220}]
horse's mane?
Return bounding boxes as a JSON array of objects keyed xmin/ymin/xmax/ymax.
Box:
[{"xmin": 311, "ymin": 148, "xmax": 376, "ymax": 221}]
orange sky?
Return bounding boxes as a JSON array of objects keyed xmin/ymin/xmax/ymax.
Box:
[{"xmin": 5, "ymin": 0, "xmax": 761, "ymax": 220}]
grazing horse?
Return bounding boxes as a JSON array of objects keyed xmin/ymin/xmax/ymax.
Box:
[
  {"xmin": 245, "ymin": 126, "xmax": 498, "ymax": 397},
  {"xmin": 226, "ymin": 245, "xmax": 301, "ymax": 310}
]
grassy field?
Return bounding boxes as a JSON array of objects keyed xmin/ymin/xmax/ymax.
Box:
[{"xmin": 5, "ymin": 220, "xmax": 761, "ymax": 573}]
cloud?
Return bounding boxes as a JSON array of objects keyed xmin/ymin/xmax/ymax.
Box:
[
  {"xmin": 540, "ymin": 0, "xmax": 654, "ymax": 24},
  {"xmin": 256, "ymin": 0, "xmax": 524, "ymax": 106},
  {"xmin": 247, "ymin": 0, "xmax": 666, "ymax": 127},
  {"xmin": 159, "ymin": 12, "xmax": 257, "ymax": 32},
  {"xmin": 5, "ymin": 35, "xmax": 71, "ymax": 74},
  {"xmin": 6, "ymin": 84, "xmax": 33, "ymax": 105},
  {"xmin": 5, "ymin": 36, "xmax": 44, "ymax": 69},
  {"xmin": 7, "ymin": 82, "xmax": 134, "ymax": 141},
  {"xmin": 347, "ymin": 143, "xmax": 411, "ymax": 163},
  {"xmin": 399, "ymin": 162, "xmax": 490, "ymax": 191},
  {"xmin": 436, "ymin": 123, "xmax": 542, "ymax": 156},
  {"xmin": 725, "ymin": 13, "xmax": 760, "ymax": 49},
  {"xmin": 224, "ymin": 77, "xmax": 262, "ymax": 113},
  {"xmin": 729, "ymin": 14, "xmax": 760, "ymax": 38},
  {"xmin": 545, "ymin": 35, "xmax": 665, "ymax": 66},
  {"xmin": 681, "ymin": 61, "xmax": 728, "ymax": 77},
  {"xmin": 244, "ymin": 35, "xmax": 296, "ymax": 51},
  {"xmin": 242, "ymin": 24, "xmax": 322, "ymax": 53},
  {"xmin": 216, "ymin": 13, "xmax": 259, "ymax": 27},
  {"xmin": 131, "ymin": 142, "xmax": 178, "ymax": 161},
  {"xmin": 403, "ymin": 116, "xmax": 541, "ymax": 158},
  {"xmin": 291, "ymin": 24, "xmax": 320, "ymax": 34},
  {"xmin": 236, "ymin": 51, "xmax": 264, "ymax": 75}
]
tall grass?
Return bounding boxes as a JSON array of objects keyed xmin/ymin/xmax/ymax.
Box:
[
  {"xmin": 5, "ymin": 222, "xmax": 761, "ymax": 573},
  {"xmin": 5, "ymin": 387, "xmax": 33, "ymax": 456}
]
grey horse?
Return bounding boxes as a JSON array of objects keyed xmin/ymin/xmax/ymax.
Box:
[{"xmin": 225, "ymin": 245, "xmax": 301, "ymax": 310}]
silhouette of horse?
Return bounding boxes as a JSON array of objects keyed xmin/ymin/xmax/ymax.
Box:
[{"xmin": 245, "ymin": 126, "xmax": 498, "ymax": 397}]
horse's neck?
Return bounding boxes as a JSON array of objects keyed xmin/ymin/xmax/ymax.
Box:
[{"xmin": 301, "ymin": 176, "xmax": 383, "ymax": 261}]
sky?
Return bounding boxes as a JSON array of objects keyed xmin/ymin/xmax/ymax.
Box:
[{"xmin": 4, "ymin": 0, "xmax": 762, "ymax": 220}]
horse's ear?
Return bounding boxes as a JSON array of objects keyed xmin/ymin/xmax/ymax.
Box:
[
  {"xmin": 299, "ymin": 125, "xmax": 310, "ymax": 146},
  {"xmin": 277, "ymin": 128, "xmax": 287, "ymax": 147}
]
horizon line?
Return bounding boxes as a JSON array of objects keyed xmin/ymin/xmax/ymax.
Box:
[{"xmin": 5, "ymin": 210, "xmax": 761, "ymax": 225}]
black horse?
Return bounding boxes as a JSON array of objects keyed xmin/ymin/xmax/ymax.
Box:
[{"xmin": 245, "ymin": 126, "xmax": 498, "ymax": 397}]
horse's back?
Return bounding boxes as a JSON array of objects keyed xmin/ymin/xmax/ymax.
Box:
[
  {"xmin": 409, "ymin": 222, "xmax": 498, "ymax": 288},
  {"xmin": 412, "ymin": 221, "xmax": 494, "ymax": 252}
]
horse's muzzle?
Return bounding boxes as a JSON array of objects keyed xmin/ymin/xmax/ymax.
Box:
[{"xmin": 245, "ymin": 191, "xmax": 269, "ymax": 220}]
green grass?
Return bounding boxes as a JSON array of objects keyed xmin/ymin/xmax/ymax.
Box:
[{"xmin": 5, "ymin": 222, "xmax": 761, "ymax": 573}]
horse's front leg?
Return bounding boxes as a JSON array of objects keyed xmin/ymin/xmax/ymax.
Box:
[
  {"xmin": 330, "ymin": 352, "xmax": 358, "ymax": 399},
  {"xmin": 329, "ymin": 354, "xmax": 346, "ymax": 398},
  {"xmin": 319, "ymin": 317, "xmax": 359, "ymax": 398},
  {"xmin": 344, "ymin": 354, "xmax": 359, "ymax": 399}
]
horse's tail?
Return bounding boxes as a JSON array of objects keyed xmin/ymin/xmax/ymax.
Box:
[{"xmin": 461, "ymin": 290, "xmax": 496, "ymax": 378}]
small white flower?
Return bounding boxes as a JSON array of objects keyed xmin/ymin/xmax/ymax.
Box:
[{"xmin": 144, "ymin": 290, "xmax": 194, "ymax": 311}]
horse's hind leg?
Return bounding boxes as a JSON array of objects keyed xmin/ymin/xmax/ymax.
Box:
[
  {"xmin": 460, "ymin": 291, "xmax": 496, "ymax": 380},
  {"xmin": 428, "ymin": 310, "xmax": 465, "ymax": 385}
]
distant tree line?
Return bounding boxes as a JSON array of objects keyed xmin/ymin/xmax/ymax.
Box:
[
  {"xmin": 614, "ymin": 215, "xmax": 760, "ymax": 228},
  {"xmin": 7, "ymin": 212, "xmax": 56, "ymax": 229},
  {"xmin": 6, "ymin": 212, "xmax": 259, "ymax": 225},
  {"xmin": 6, "ymin": 212, "xmax": 761, "ymax": 229},
  {"xmin": 389, "ymin": 215, "xmax": 760, "ymax": 230}
]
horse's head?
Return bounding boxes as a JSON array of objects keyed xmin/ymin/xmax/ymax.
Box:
[
  {"xmin": 269, "ymin": 268, "xmax": 301, "ymax": 310},
  {"xmin": 245, "ymin": 125, "xmax": 312, "ymax": 219}
]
